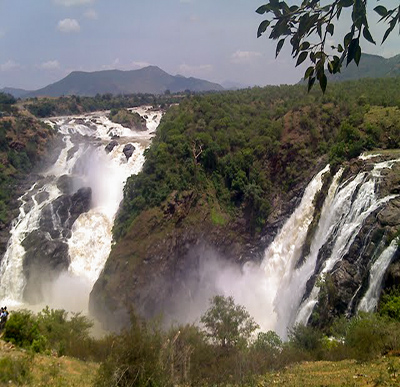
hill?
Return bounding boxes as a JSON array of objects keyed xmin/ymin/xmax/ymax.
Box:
[
  {"xmin": 329, "ymin": 53, "xmax": 400, "ymax": 81},
  {"xmin": 25, "ymin": 66, "xmax": 223, "ymax": 97}
]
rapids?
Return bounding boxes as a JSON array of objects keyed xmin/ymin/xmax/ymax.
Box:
[{"xmin": 0, "ymin": 106, "xmax": 162, "ymax": 312}]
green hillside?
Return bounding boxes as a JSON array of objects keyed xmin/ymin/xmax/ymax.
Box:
[{"xmin": 328, "ymin": 53, "xmax": 400, "ymax": 81}]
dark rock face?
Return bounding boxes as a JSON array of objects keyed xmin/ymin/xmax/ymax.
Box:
[
  {"xmin": 105, "ymin": 140, "xmax": 118, "ymax": 153},
  {"xmin": 21, "ymin": 186, "xmax": 92, "ymax": 304},
  {"xmin": 123, "ymin": 144, "xmax": 135, "ymax": 161}
]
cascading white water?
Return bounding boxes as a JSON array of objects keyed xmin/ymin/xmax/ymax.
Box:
[
  {"xmin": 257, "ymin": 165, "xmax": 329, "ymax": 336},
  {"xmin": 358, "ymin": 238, "xmax": 399, "ymax": 313},
  {"xmin": 294, "ymin": 159, "xmax": 400, "ymax": 325},
  {"xmin": 272, "ymin": 167, "xmax": 344, "ymax": 333},
  {"xmin": 0, "ymin": 106, "xmax": 162, "ymax": 311}
]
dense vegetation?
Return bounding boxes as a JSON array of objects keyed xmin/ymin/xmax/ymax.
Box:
[
  {"xmin": 4, "ymin": 291, "xmax": 400, "ymax": 386},
  {"xmin": 114, "ymin": 77, "xmax": 400, "ymax": 240},
  {"xmin": 0, "ymin": 93, "xmax": 54, "ymax": 225},
  {"xmin": 108, "ymin": 108, "xmax": 147, "ymax": 130},
  {"xmin": 23, "ymin": 92, "xmax": 187, "ymax": 118}
]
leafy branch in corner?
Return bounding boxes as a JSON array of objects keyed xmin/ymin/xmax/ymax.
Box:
[{"xmin": 256, "ymin": 0, "xmax": 400, "ymax": 92}]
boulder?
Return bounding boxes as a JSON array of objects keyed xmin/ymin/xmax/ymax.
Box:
[
  {"xmin": 105, "ymin": 140, "xmax": 118, "ymax": 153},
  {"xmin": 123, "ymin": 144, "xmax": 136, "ymax": 161}
]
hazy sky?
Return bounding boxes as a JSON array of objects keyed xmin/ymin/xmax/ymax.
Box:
[{"xmin": 0, "ymin": 0, "xmax": 398, "ymax": 90}]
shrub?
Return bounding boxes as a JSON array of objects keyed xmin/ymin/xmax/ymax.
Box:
[
  {"xmin": 344, "ymin": 313, "xmax": 390, "ymax": 361},
  {"xmin": 3, "ymin": 310, "xmax": 41, "ymax": 348},
  {"xmin": 288, "ymin": 323, "xmax": 323, "ymax": 359}
]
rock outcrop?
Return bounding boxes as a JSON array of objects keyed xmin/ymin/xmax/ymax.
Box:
[{"xmin": 22, "ymin": 186, "xmax": 92, "ymax": 303}]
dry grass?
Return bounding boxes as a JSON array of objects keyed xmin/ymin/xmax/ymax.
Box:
[{"xmin": 258, "ymin": 357, "xmax": 400, "ymax": 386}]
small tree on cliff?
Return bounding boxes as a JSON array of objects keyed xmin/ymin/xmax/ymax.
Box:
[{"xmin": 200, "ymin": 295, "xmax": 259, "ymax": 349}]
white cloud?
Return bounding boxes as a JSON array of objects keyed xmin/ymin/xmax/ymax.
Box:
[
  {"xmin": 131, "ymin": 61, "xmax": 152, "ymax": 69},
  {"xmin": 0, "ymin": 60, "xmax": 21, "ymax": 72},
  {"xmin": 178, "ymin": 63, "xmax": 213, "ymax": 77},
  {"xmin": 231, "ymin": 50, "xmax": 262, "ymax": 64},
  {"xmin": 39, "ymin": 60, "xmax": 60, "ymax": 70},
  {"xmin": 101, "ymin": 58, "xmax": 121, "ymax": 70},
  {"xmin": 84, "ymin": 8, "xmax": 98, "ymax": 19},
  {"xmin": 57, "ymin": 19, "xmax": 81, "ymax": 33},
  {"xmin": 54, "ymin": 0, "xmax": 94, "ymax": 6}
]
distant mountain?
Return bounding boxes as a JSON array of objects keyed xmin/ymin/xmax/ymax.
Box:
[
  {"xmin": 328, "ymin": 53, "xmax": 400, "ymax": 82},
  {"xmin": 0, "ymin": 87, "xmax": 31, "ymax": 98},
  {"xmin": 25, "ymin": 66, "xmax": 223, "ymax": 97}
]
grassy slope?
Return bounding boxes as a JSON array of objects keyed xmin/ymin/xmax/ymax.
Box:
[
  {"xmin": 0, "ymin": 339, "xmax": 98, "ymax": 386},
  {"xmin": 259, "ymin": 357, "xmax": 400, "ymax": 386}
]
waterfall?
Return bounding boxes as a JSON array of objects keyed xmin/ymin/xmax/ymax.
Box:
[
  {"xmin": 259, "ymin": 165, "xmax": 329, "ymax": 337},
  {"xmin": 294, "ymin": 159, "xmax": 400, "ymax": 326},
  {"xmin": 0, "ymin": 107, "xmax": 162, "ymax": 311},
  {"xmin": 358, "ymin": 238, "xmax": 399, "ymax": 313}
]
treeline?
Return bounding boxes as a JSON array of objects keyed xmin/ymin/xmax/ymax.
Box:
[
  {"xmin": 114, "ymin": 77, "xmax": 400, "ymax": 239},
  {"xmin": 3, "ymin": 292, "xmax": 400, "ymax": 386},
  {"xmin": 24, "ymin": 92, "xmax": 187, "ymax": 118}
]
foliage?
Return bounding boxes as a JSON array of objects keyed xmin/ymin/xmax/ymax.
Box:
[
  {"xmin": 108, "ymin": 108, "xmax": 146, "ymax": 130},
  {"xmin": 95, "ymin": 313, "xmax": 172, "ymax": 387},
  {"xmin": 3, "ymin": 307, "xmax": 97, "ymax": 360},
  {"xmin": 114, "ymin": 77, "xmax": 400, "ymax": 240},
  {"xmin": 24, "ymin": 92, "xmax": 185, "ymax": 118},
  {"xmin": 0, "ymin": 92, "xmax": 17, "ymax": 105},
  {"xmin": 3, "ymin": 310, "xmax": 42, "ymax": 349},
  {"xmin": 288, "ymin": 323, "xmax": 323, "ymax": 356},
  {"xmin": 344, "ymin": 312, "xmax": 393, "ymax": 361},
  {"xmin": 257, "ymin": 0, "xmax": 400, "ymax": 92},
  {"xmin": 200, "ymin": 295, "xmax": 259, "ymax": 349},
  {"xmin": 380, "ymin": 287, "xmax": 400, "ymax": 321}
]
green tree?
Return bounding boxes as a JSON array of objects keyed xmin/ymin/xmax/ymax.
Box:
[
  {"xmin": 257, "ymin": 0, "xmax": 400, "ymax": 92},
  {"xmin": 200, "ymin": 295, "xmax": 259, "ymax": 349}
]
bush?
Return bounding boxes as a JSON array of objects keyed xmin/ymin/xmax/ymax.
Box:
[
  {"xmin": 344, "ymin": 313, "xmax": 390, "ymax": 361},
  {"xmin": 3, "ymin": 310, "xmax": 41, "ymax": 349},
  {"xmin": 95, "ymin": 313, "xmax": 172, "ymax": 387},
  {"xmin": 288, "ymin": 323, "xmax": 323, "ymax": 359},
  {"xmin": 3, "ymin": 307, "xmax": 96, "ymax": 359}
]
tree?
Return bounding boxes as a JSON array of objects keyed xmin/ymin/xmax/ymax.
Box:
[
  {"xmin": 200, "ymin": 295, "xmax": 259, "ymax": 348},
  {"xmin": 256, "ymin": 0, "xmax": 400, "ymax": 92}
]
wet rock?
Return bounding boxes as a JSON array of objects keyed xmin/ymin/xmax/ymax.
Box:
[
  {"xmin": 35, "ymin": 191, "xmax": 49, "ymax": 205},
  {"xmin": 57, "ymin": 175, "xmax": 74, "ymax": 195},
  {"xmin": 105, "ymin": 140, "xmax": 118, "ymax": 153},
  {"xmin": 71, "ymin": 187, "xmax": 92, "ymax": 216},
  {"xmin": 123, "ymin": 144, "xmax": 135, "ymax": 161},
  {"xmin": 39, "ymin": 187, "xmax": 92, "ymax": 237},
  {"xmin": 22, "ymin": 229, "xmax": 70, "ymax": 304},
  {"xmin": 377, "ymin": 198, "xmax": 400, "ymax": 227}
]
